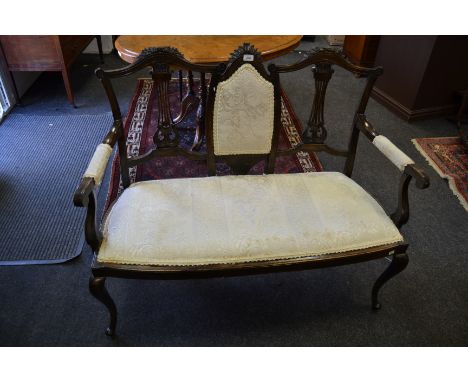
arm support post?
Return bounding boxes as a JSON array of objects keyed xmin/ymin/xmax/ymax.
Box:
[
  {"xmin": 73, "ymin": 122, "xmax": 119, "ymax": 252},
  {"xmin": 355, "ymin": 114, "xmax": 430, "ymax": 228},
  {"xmin": 73, "ymin": 176, "xmax": 101, "ymax": 252}
]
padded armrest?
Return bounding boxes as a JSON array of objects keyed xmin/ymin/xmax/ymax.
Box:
[
  {"xmin": 372, "ymin": 135, "xmax": 414, "ymax": 172},
  {"xmin": 74, "ymin": 121, "xmax": 120, "ymax": 208},
  {"xmin": 83, "ymin": 143, "xmax": 113, "ymax": 186},
  {"xmin": 356, "ymin": 114, "xmax": 429, "ymax": 190},
  {"xmin": 373, "ymin": 135, "xmax": 429, "ymax": 188}
]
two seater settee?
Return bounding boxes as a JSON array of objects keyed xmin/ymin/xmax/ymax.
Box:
[{"xmin": 74, "ymin": 44, "xmax": 429, "ymax": 337}]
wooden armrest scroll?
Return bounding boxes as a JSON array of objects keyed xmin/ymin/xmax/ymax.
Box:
[
  {"xmin": 73, "ymin": 177, "xmax": 95, "ymax": 207},
  {"xmin": 403, "ymin": 163, "xmax": 430, "ymax": 190}
]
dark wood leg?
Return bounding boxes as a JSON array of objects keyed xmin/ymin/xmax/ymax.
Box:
[
  {"xmin": 61, "ymin": 67, "xmax": 76, "ymax": 107},
  {"xmin": 372, "ymin": 253, "xmax": 409, "ymax": 310},
  {"xmin": 173, "ymin": 70, "xmax": 199, "ymax": 125},
  {"xmin": 191, "ymin": 72, "xmax": 207, "ymax": 151},
  {"xmin": 96, "ymin": 35, "xmax": 104, "ymax": 64},
  {"xmin": 89, "ymin": 275, "xmax": 117, "ymax": 337}
]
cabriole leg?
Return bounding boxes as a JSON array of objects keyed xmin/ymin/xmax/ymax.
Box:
[
  {"xmin": 89, "ymin": 276, "xmax": 117, "ymax": 337},
  {"xmin": 372, "ymin": 253, "xmax": 409, "ymax": 310}
]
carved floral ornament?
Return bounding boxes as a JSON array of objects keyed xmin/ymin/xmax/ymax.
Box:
[
  {"xmin": 228, "ymin": 43, "xmax": 262, "ymax": 64},
  {"xmin": 135, "ymin": 46, "xmax": 185, "ymax": 63}
]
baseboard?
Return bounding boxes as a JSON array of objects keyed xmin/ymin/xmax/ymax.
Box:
[{"xmin": 371, "ymin": 87, "xmax": 458, "ymax": 122}]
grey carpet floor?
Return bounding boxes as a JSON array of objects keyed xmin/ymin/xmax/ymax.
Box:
[
  {"xmin": 0, "ymin": 114, "xmax": 112, "ymax": 263},
  {"xmin": 0, "ymin": 38, "xmax": 467, "ymax": 345}
]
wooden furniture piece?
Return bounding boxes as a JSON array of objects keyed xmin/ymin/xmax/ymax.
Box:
[
  {"xmin": 371, "ymin": 36, "xmax": 468, "ymax": 121},
  {"xmin": 0, "ymin": 35, "xmax": 104, "ymax": 107},
  {"xmin": 115, "ymin": 35, "xmax": 302, "ymax": 150},
  {"xmin": 74, "ymin": 44, "xmax": 429, "ymax": 337},
  {"xmin": 115, "ymin": 35, "xmax": 302, "ymax": 64},
  {"xmin": 343, "ymin": 36, "xmax": 380, "ymax": 67}
]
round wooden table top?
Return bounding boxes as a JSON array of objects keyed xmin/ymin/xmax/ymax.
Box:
[{"xmin": 115, "ymin": 35, "xmax": 302, "ymax": 64}]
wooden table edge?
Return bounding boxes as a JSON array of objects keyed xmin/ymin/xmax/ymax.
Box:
[{"xmin": 115, "ymin": 35, "xmax": 302, "ymax": 64}]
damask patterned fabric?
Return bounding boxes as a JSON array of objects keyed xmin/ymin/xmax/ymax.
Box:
[
  {"xmin": 83, "ymin": 143, "xmax": 113, "ymax": 185},
  {"xmin": 213, "ymin": 64, "xmax": 274, "ymax": 155},
  {"xmin": 98, "ymin": 172, "xmax": 403, "ymax": 266},
  {"xmin": 373, "ymin": 135, "xmax": 414, "ymax": 171}
]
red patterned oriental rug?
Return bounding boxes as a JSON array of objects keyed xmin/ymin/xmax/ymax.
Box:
[
  {"xmin": 105, "ymin": 79, "xmax": 323, "ymax": 211},
  {"xmin": 412, "ymin": 137, "xmax": 468, "ymax": 211}
]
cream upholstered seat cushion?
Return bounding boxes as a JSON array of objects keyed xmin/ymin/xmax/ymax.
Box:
[{"xmin": 98, "ymin": 172, "xmax": 403, "ymax": 266}]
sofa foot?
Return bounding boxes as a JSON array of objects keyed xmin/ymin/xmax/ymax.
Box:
[
  {"xmin": 371, "ymin": 253, "xmax": 409, "ymax": 310},
  {"xmin": 89, "ymin": 276, "xmax": 117, "ymax": 337}
]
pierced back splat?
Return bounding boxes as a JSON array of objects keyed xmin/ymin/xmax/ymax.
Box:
[{"xmin": 151, "ymin": 63, "xmax": 179, "ymax": 148}]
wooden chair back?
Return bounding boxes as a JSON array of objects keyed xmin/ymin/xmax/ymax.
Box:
[
  {"xmin": 95, "ymin": 47, "xmax": 218, "ymax": 189},
  {"xmin": 269, "ymin": 48, "xmax": 383, "ymax": 176},
  {"xmin": 205, "ymin": 43, "xmax": 282, "ymax": 175},
  {"xmin": 96, "ymin": 44, "xmax": 384, "ymax": 185}
]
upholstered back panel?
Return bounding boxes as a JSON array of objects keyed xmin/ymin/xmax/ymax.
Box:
[{"xmin": 213, "ymin": 64, "xmax": 275, "ymax": 155}]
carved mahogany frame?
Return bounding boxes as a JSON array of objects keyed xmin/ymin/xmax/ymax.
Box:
[
  {"xmin": 270, "ymin": 47, "xmax": 429, "ymax": 229},
  {"xmin": 74, "ymin": 45, "xmax": 428, "ymax": 337},
  {"xmin": 93, "ymin": 46, "xmax": 219, "ymax": 189}
]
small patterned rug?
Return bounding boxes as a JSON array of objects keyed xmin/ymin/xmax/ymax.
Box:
[
  {"xmin": 105, "ymin": 78, "xmax": 322, "ymax": 210},
  {"xmin": 412, "ymin": 137, "xmax": 468, "ymax": 211}
]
